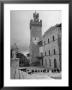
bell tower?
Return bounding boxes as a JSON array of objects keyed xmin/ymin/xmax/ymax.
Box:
[{"xmin": 30, "ymin": 11, "xmax": 42, "ymax": 65}]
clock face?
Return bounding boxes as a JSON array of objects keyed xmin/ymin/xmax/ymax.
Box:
[{"xmin": 32, "ymin": 37, "xmax": 39, "ymax": 45}]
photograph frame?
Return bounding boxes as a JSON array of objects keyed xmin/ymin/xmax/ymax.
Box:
[{"xmin": 0, "ymin": 0, "xmax": 71, "ymax": 89}]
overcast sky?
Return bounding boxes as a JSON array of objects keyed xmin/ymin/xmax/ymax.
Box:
[{"xmin": 10, "ymin": 10, "xmax": 61, "ymax": 51}]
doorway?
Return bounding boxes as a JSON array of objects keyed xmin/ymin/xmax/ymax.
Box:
[{"xmin": 54, "ymin": 59, "xmax": 57, "ymax": 69}]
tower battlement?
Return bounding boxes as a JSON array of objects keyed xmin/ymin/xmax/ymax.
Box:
[{"xmin": 30, "ymin": 11, "xmax": 42, "ymax": 29}]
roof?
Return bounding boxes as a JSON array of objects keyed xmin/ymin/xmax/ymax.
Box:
[{"xmin": 43, "ymin": 23, "xmax": 61, "ymax": 38}]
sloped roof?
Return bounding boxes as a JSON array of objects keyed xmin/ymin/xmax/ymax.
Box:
[{"xmin": 43, "ymin": 23, "xmax": 61, "ymax": 38}]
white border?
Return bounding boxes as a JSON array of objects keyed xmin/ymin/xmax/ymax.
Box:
[{"xmin": 4, "ymin": 4, "xmax": 69, "ymax": 86}]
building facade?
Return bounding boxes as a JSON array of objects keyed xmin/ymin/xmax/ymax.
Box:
[
  {"xmin": 39, "ymin": 24, "xmax": 61, "ymax": 71},
  {"xmin": 30, "ymin": 11, "xmax": 42, "ymax": 65}
]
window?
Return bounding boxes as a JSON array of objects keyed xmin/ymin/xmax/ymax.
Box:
[
  {"xmin": 54, "ymin": 59, "xmax": 57, "ymax": 68},
  {"xmin": 53, "ymin": 35, "xmax": 55, "ymax": 41},
  {"xmin": 49, "ymin": 50, "xmax": 50, "ymax": 55},
  {"xmin": 54, "ymin": 49, "xmax": 56, "ymax": 55},
  {"xmin": 48, "ymin": 38, "xmax": 49, "ymax": 43}
]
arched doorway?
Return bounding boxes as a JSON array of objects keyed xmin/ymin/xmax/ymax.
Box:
[
  {"xmin": 54, "ymin": 59, "xmax": 57, "ymax": 69},
  {"xmin": 49, "ymin": 59, "xmax": 51, "ymax": 69}
]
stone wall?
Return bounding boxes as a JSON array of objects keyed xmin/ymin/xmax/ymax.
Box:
[{"xmin": 41, "ymin": 24, "xmax": 61, "ymax": 71}]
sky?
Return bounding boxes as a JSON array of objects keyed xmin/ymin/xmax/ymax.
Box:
[{"xmin": 10, "ymin": 10, "xmax": 61, "ymax": 52}]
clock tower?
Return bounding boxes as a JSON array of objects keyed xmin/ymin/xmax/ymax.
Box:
[{"xmin": 30, "ymin": 11, "xmax": 42, "ymax": 65}]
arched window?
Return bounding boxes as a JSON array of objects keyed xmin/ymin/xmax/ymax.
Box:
[
  {"xmin": 54, "ymin": 59, "xmax": 57, "ymax": 69},
  {"xmin": 44, "ymin": 41, "xmax": 46, "ymax": 45},
  {"xmin": 53, "ymin": 35, "xmax": 55, "ymax": 41},
  {"xmin": 48, "ymin": 38, "xmax": 49, "ymax": 43},
  {"xmin": 54, "ymin": 49, "xmax": 56, "ymax": 55},
  {"xmin": 49, "ymin": 50, "xmax": 50, "ymax": 55}
]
